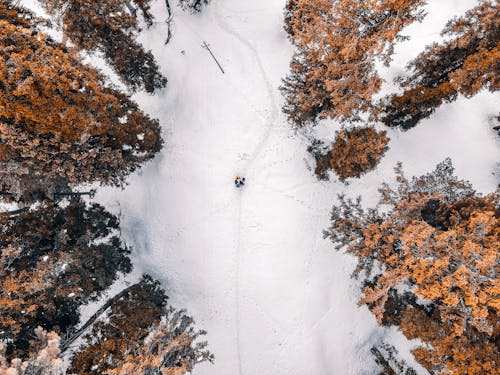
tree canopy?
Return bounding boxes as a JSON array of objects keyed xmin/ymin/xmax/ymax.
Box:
[
  {"xmin": 378, "ymin": 0, "xmax": 500, "ymax": 129},
  {"xmin": 326, "ymin": 160, "xmax": 499, "ymax": 374},
  {"xmin": 0, "ymin": 200, "xmax": 131, "ymax": 357},
  {"xmin": 315, "ymin": 126, "xmax": 389, "ymax": 181},
  {"xmin": 281, "ymin": 0, "xmax": 426, "ymax": 126},
  {"xmin": 0, "ymin": 2, "xmax": 162, "ymax": 202},
  {"xmin": 43, "ymin": 0, "xmax": 167, "ymax": 93}
]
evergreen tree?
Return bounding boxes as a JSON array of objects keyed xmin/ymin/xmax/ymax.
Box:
[
  {"xmin": 0, "ymin": 328, "xmax": 63, "ymax": 375},
  {"xmin": 43, "ymin": 0, "xmax": 167, "ymax": 93},
  {"xmin": 315, "ymin": 126, "xmax": 389, "ymax": 181},
  {"xmin": 69, "ymin": 276, "xmax": 212, "ymax": 374},
  {"xmin": 281, "ymin": 0, "xmax": 426, "ymax": 126},
  {"xmin": 378, "ymin": 0, "xmax": 500, "ymax": 129},
  {"xmin": 0, "ymin": 200, "xmax": 131, "ymax": 358},
  {"xmin": 326, "ymin": 159, "xmax": 499, "ymax": 374},
  {"xmin": 0, "ymin": 2, "xmax": 162, "ymax": 202}
]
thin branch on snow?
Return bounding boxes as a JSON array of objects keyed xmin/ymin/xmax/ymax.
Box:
[{"xmin": 165, "ymin": 0, "xmax": 173, "ymax": 45}]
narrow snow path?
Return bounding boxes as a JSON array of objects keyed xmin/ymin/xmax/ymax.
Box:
[
  {"xmin": 94, "ymin": 1, "xmax": 499, "ymax": 374},
  {"xmin": 212, "ymin": 1, "xmax": 281, "ymax": 372}
]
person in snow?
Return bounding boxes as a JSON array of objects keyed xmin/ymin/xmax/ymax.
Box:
[{"xmin": 234, "ymin": 176, "xmax": 246, "ymax": 188}]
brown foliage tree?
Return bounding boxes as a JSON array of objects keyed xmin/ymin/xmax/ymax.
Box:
[
  {"xmin": 69, "ymin": 276, "xmax": 212, "ymax": 374},
  {"xmin": 43, "ymin": 0, "xmax": 167, "ymax": 93},
  {"xmin": 0, "ymin": 3, "xmax": 162, "ymax": 202},
  {"xmin": 0, "ymin": 205, "xmax": 210, "ymax": 374},
  {"xmin": 316, "ymin": 127, "xmax": 389, "ymax": 180},
  {"xmin": 326, "ymin": 159, "xmax": 499, "ymax": 374},
  {"xmin": 0, "ymin": 200, "xmax": 131, "ymax": 358},
  {"xmin": 378, "ymin": 0, "xmax": 500, "ymax": 129},
  {"xmin": 281, "ymin": 0, "xmax": 426, "ymax": 126},
  {"xmin": 106, "ymin": 311, "xmax": 213, "ymax": 374}
]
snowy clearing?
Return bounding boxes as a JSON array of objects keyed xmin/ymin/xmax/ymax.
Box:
[{"xmin": 79, "ymin": 0, "xmax": 500, "ymax": 374}]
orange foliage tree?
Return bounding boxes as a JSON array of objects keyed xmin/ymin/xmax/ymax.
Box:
[
  {"xmin": 0, "ymin": 203, "xmax": 212, "ymax": 374},
  {"xmin": 281, "ymin": 0, "xmax": 426, "ymax": 126},
  {"xmin": 69, "ymin": 276, "xmax": 213, "ymax": 374},
  {"xmin": 106, "ymin": 311, "xmax": 213, "ymax": 374},
  {"xmin": 315, "ymin": 126, "xmax": 389, "ymax": 181},
  {"xmin": 326, "ymin": 159, "xmax": 499, "ymax": 374},
  {"xmin": 43, "ymin": 0, "xmax": 166, "ymax": 93},
  {"xmin": 377, "ymin": 0, "xmax": 500, "ymax": 129},
  {"xmin": 0, "ymin": 200, "xmax": 131, "ymax": 358},
  {"xmin": 0, "ymin": 2, "xmax": 162, "ymax": 202}
]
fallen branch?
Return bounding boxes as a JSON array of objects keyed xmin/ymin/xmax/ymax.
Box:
[
  {"xmin": 53, "ymin": 190, "xmax": 96, "ymax": 198},
  {"xmin": 60, "ymin": 283, "xmax": 136, "ymax": 353},
  {"xmin": 0, "ymin": 207, "xmax": 28, "ymax": 217},
  {"xmin": 202, "ymin": 41, "xmax": 225, "ymax": 74},
  {"xmin": 165, "ymin": 0, "xmax": 173, "ymax": 44}
]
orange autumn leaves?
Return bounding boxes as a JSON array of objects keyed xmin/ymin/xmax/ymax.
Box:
[
  {"xmin": 0, "ymin": 17, "xmax": 150, "ymax": 142},
  {"xmin": 378, "ymin": 0, "xmax": 500, "ymax": 129},
  {"xmin": 43, "ymin": 0, "xmax": 166, "ymax": 93},
  {"xmin": 283, "ymin": 0, "xmax": 498, "ymax": 129},
  {"xmin": 282, "ymin": 0, "xmax": 426, "ymax": 125},
  {"xmin": 327, "ymin": 160, "xmax": 499, "ymax": 374},
  {"xmin": 359, "ymin": 194, "xmax": 498, "ymax": 333},
  {"xmin": 68, "ymin": 277, "xmax": 212, "ymax": 375},
  {"xmin": 283, "ymin": 0, "xmax": 424, "ymax": 181},
  {"xmin": 316, "ymin": 127, "xmax": 389, "ymax": 180},
  {"xmin": 0, "ymin": 3, "xmax": 211, "ymax": 374},
  {"xmin": 0, "ymin": 201, "xmax": 131, "ymax": 357},
  {"xmin": 0, "ymin": 2, "xmax": 162, "ymax": 201},
  {"xmin": 0, "ymin": 328, "xmax": 63, "ymax": 375}
]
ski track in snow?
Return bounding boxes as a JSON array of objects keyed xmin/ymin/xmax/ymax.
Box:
[{"xmin": 213, "ymin": 1, "xmax": 281, "ymax": 372}]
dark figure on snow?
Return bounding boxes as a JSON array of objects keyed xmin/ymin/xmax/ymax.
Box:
[{"xmin": 234, "ymin": 176, "xmax": 246, "ymax": 188}]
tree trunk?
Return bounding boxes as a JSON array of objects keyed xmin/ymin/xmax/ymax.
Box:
[{"xmin": 0, "ymin": 207, "xmax": 28, "ymax": 217}]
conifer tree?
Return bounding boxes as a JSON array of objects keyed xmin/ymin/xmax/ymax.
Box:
[
  {"xmin": 315, "ymin": 126, "xmax": 389, "ymax": 180},
  {"xmin": 326, "ymin": 159, "xmax": 499, "ymax": 374},
  {"xmin": 0, "ymin": 202, "xmax": 211, "ymax": 374},
  {"xmin": 69, "ymin": 276, "xmax": 212, "ymax": 374},
  {"xmin": 0, "ymin": 2, "xmax": 162, "ymax": 202},
  {"xmin": 43, "ymin": 0, "xmax": 167, "ymax": 93},
  {"xmin": 378, "ymin": 0, "xmax": 500, "ymax": 129},
  {"xmin": 0, "ymin": 200, "xmax": 131, "ymax": 358},
  {"xmin": 281, "ymin": 0, "xmax": 426, "ymax": 126}
]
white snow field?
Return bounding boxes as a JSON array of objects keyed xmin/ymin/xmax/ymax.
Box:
[{"xmin": 24, "ymin": 0, "xmax": 496, "ymax": 373}]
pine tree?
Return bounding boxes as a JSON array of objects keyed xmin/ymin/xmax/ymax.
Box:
[
  {"xmin": 0, "ymin": 203, "xmax": 212, "ymax": 374},
  {"xmin": 378, "ymin": 0, "xmax": 500, "ymax": 129},
  {"xmin": 0, "ymin": 200, "xmax": 131, "ymax": 358},
  {"xmin": 43, "ymin": 0, "xmax": 167, "ymax": 93},
  {"xmin": 69, "ymin": 276, "xmax": 212, "ymax": 374},
  {"xmin": 326, "ymin": 159, "xmax": 499, "ymax": 374},
  {"xmin": 106, "ymin": 310, "xmax": 213, "ymax": 374},
  {"xmin": 0, "ymin": 2, "xmax": 162, "ymax": 202},
  {"xmin": 281, "ymin": 0, "xmax": 426, "ymax": 126},
  {"xmin": 315, "ymin": 126, "xmax": 389, "ymax": 180}
]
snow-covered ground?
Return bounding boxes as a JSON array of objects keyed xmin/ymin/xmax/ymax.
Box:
[
  {"xmin": 93, "ymin": 0, "xmax": 498, "ymax": 374},
  {"xmin": 21, "ymin": 0, "xmax": 498, "ymax": 373}
]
